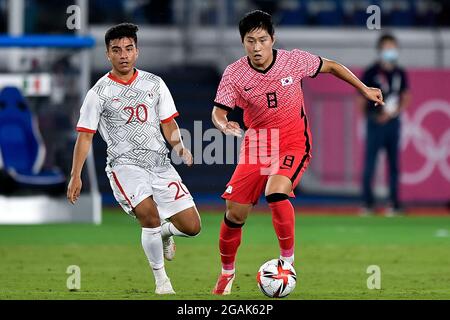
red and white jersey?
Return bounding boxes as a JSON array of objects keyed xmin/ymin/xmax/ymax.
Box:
[
  {"xmin": 77, "ymin": 69, "xmax": 179, "ymax": 169},
  {"xmin": 214, "ymin": 49, "xmax": 322, "ymax": 155}
]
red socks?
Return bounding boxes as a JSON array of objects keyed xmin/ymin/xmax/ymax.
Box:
[
  {"xmin": 267, "ymin": 193, "xmax": 295, "ymax": 258},
  {"xmin": 219, "ymin": 193, "xmax": 294, "ymax": 272},
  {"xmin": 219, "ymin": 216, "xmax": 243, "ymax": 272}
]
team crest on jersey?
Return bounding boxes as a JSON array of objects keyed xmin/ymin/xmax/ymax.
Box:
[
  {"xmin": 281, "ymin": 76, "xmax": 293, "ymax": 87},
  {"xmin": 225, "ymin": 186, "xmax": 233, "ymax": 194},
  {"xmin": 146, "ymin": 92, "xmax": 156, "ymax": 105}
]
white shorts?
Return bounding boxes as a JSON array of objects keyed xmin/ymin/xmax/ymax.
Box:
[{"xmin": 107, "ymin": 164, "xmax": 195, "ymax": 220}]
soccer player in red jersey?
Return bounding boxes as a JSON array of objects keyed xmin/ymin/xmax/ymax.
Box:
[{"xmin": 211, "ymin": 10, "xmax": 384, "ymax": 295}]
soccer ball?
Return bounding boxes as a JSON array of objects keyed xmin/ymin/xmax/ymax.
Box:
[{"xmin": 256, "ymin": 259, "xmax": 297, "ymax": 298}]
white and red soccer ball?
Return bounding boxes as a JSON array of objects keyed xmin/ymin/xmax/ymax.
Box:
[{"xmin": 257, "ymin": 259, "xmax": 297, "ymax": 298}]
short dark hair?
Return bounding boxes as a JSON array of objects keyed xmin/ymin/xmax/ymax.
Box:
[
  {"xmin": 377, "ymin": 33, "xmax": 397, "ymax": 50},
  {"xmin": 105, "ymin": 23, "xmax": 139, "ymax": 48},
  {"xmin": 239, "ymin": 10, "xmax": 274, "ymax": 42}
]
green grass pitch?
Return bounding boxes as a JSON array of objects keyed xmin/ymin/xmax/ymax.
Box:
[{"xmin": 0, "ymin": 209, "xmax": 449, "ymax": 300}]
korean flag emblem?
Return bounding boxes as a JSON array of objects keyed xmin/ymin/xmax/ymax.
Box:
[{"xmin": 281, "ymin": 76, "xmax": 293, "ymax": 87}]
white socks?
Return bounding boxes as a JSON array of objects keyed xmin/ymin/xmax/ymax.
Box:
[
  {"xmin": 141, "ymin": 227, "xmax": 168, "ymax": 284},
  {"xmin": 161, "ymin": 221, "xmax": 189, "ymax": 239},
  {"xmin": 280, "ymin": 254, "xmax": 295, "ymax": 266},
  {"xmin": 142, "ymin": 222, "xmax": 193, "ymax": 286}
]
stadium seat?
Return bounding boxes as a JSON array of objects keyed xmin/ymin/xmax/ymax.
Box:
[
  {"xmin": 306, "ymin": 0, "xmax": 345, "ymax": 26},
  {"xmin": 413, "ymin": 0, "xmax": 440, "ymax": 27},
  {"xmin": 383, "ymin": 0, "xmax": 414, "ymax": 26},
  {"xmin": 0, "ymin": 86, "xmax": 65, "ymax": 195},
  {"xmin": 343, "ymin": 0, "xmax": 381, "ymax": 26},
  {"xmin": 278, "ymin": 0, "xmax": 308, "ymax": 25}
]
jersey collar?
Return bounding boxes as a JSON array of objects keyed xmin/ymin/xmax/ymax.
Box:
[
  {"xmin": 108, "ymin": 68, "xmax": 139, "ymax": 85},
  {"xmin": 247, "ymin": 49, "xmax": 277, "ymax": 74}
]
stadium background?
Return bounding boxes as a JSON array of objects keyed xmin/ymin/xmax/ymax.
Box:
[
  {"xmin": 0, "ymin": 0, "xmax": 449, "ymax": 210},
  {"xmin": 0, "ymin": 0, "xmax": 450, "ymax": 300}
]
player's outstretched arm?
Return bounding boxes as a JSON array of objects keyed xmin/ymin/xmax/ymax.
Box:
[
  {"xmin": 67, "ymin": 132, "xmax": 94, "ymax": 204},
  {"xmin": 161, "ymin": 119, "xmax": 193, "ymax": 167},
  {"xmin": 319, "ymin": 58, "xmax": 385, "ymax": 106},
  {"xmin": 212, "ymin": 107, "xmax": 242, "ymax": 137}
]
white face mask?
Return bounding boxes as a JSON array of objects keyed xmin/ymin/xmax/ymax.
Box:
[{"xmin": 380, "ymin": 49, "xmax": 399, "ymax": 63}]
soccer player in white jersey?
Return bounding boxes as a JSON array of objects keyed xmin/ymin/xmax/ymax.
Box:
[{"xmin": 67, "ymin": 23, "xmax": 201, "ymax": 295}]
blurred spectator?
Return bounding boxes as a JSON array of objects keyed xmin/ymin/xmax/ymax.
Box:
[{"xmin": 358, "ymin": 33, "xmax": 410, "ymax": 216}]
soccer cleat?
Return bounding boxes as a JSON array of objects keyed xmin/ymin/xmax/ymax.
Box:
[
  {"xmin": 212, "ymin": 273, "xmax": 235, "ymax": 295},
  {"xmin": 162, "ymin": 235, "xmax": 176, "ymax": 261},
  {"xmin": 155, "ymin": 278, "xmax": 176, "ymax": 295}
]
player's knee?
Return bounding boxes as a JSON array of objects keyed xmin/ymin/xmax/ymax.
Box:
[
  {"xmin": 225, "ymin": 202, "xmax": 249, "ymax": 225},
  {"xmin": 265, "ymin": 193, "xmax": 289, "ymax": 203},
  {"xmin": 184, "ymin": 221, "xmax": 202, "ymax": 237},
  {"xmin": 140, "ymin": 218, "xmax": 160, "ymax": 228},
  {"xmin": 225, "ymin": 210, "xmax": 246, "ymax": 226},
  {"xmin": 135, "ymin": 212, "xmax": 160, "ymax": 228}
]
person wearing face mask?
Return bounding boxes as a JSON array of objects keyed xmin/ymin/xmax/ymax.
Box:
[{"xmin": 358, "ymin": 33, "xmax": 411, "ymax": 216}]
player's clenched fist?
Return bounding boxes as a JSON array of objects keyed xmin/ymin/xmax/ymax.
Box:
[
  {"xmin": 223, "ymin": 121, "xmax": 243, "ymax": 137},
  {"xmin": 179, "ymin": 147, "xmax": 193, "ymax": 167},
  {"xmin": 67, "ymin": 176, "xmax": 82, "ymax": 204},
  {"xmin": 363, "ymin": 87, "xmax": 385, "ymax": 106}
]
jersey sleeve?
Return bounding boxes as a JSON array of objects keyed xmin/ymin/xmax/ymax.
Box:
[
  {"xmin": 76, "ymin": 89, "xmax": 102, "ymax": 133},
  {"xmin": 158, "ymin": 78, "xmax": 179, "ymax": 123},
  {"xmin": 292, "ymin": 49, "xmax": 323, "ymax": 79},
  {"xmin": 214, "ymin": 66, "xmax": 238, "ymax": 112}
]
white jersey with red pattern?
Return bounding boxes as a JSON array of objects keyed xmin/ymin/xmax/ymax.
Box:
[
  {"xmin": 76, "ymin": 69, "xmax": 179, "ymax": 170},
  {"xmin": 214, "ymin": 49, "xmax": 322, "ymax": 154}
]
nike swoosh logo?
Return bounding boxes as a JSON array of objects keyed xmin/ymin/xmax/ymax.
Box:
[{"xmin": 244, "ymin": 87, "xmax": 253, "ymax": 92}]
